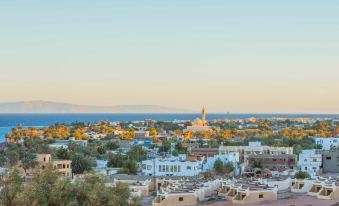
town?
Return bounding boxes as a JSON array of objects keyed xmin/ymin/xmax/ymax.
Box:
[{"xmin": 1, "ymin": 108, "xmax": 339, "ymax": 206}]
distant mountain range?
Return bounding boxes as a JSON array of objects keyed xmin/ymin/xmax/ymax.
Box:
[{"xmin": 0, "ymin": 101, "xmax": 192, "ymax": 113}]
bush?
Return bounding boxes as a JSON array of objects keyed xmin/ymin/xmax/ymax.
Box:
[{"xmin": 294, "ymin": 171, "xmax": 310, "ymax": 179}]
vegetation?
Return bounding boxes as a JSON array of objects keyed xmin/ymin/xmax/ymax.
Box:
[
  {"xmin": 0, "ymin": 168, "xmax": 139, "ymax": 206},
  {"xmin": 294, "ymin": 171, "xmax": 310, "ymax": 179},
  {"xmin": 213, "ymin": 159, "xmax": 235, "ymax": 174}
]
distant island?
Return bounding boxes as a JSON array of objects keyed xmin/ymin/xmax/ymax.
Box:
[{"xmin": 0, "ymin": 100, "xmax": 192, "ymax": 113}]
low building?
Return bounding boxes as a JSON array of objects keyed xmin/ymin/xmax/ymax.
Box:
[
  {"xmin": 298, "ymin": 149, "xmax": 322, "ymax": 176},
  {"xmin": 308, "ymin": 178, "xmax": 339, "ymax": 200},
  {"xmin": 247, "ymin": 154, "xmax": 297, "ymax": 171},
  {"xmin": 36, "ymin": 154, "xmax": 72, "ymax": 178},
  {"xmin": 48, "ymin": 138, "xmax": 88, "ymax": 149},
  {"xmin": 141, "ymin": 155, "xmax": 204, "ymax": 176},
  {"xmin": 153, "ymin": 178, "xmax": 220, "ymax": 206},
  {"xmin": 110, "ymin": 179, "xmax": 152, "ymax": 197},
  {"xmin": 218, "ymin": 179, "xmax": 278, "ymax": 204}
]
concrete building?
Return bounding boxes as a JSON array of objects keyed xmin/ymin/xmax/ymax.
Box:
[
  {"xmin": 134, "ymin": 130, "xmax": 150, "ymax": 140},
  {"xmin": 322, "ymin": 148, "xmax": 339, "ymax": 173},
  {"xmin": 308, "ymin": 177, "xmax": 339, "ymax": 200},
  {"xmin": 36, "ymin": 154, "xmax": 72, "ymax": 178},
  {"xmin": 314, "ymin": 137, "xmax": 339, "ymax": 150},
  {"xmin": 190, "ymin": 148, "xmax": 219, "ymax": 157},
  {"xmin": 298, "ymin": 149, "xmax": 322, "ymax": 176},
  {"xmin": 218, "ymin": 179, "xmax": 279, "ymax": 204},
  {"xmin": 219, "ymin": 142, "xmax": 293, "ymax": 163},
  {"xmin": 247, "ymin": 154, "xmax": 297, "ymax": 171},
  {"xmin": 141, "ymin": 155, "xmax": 204, "ymax": 176},
  {"xmin": 153, "ymin": 178, "xmax": 221, "ymax": 206},
  {"xmin": 48, "ymin": 137, "xmax": 88, "ymax": 149}
]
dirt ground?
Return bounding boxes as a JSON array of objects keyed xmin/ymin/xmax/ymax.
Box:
[{"xmin": 202, "ymin": 196, "xmax": 337, "ymax": 206}]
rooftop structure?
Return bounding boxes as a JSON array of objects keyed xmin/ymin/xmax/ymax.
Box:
[{"xmin": 153, "ymin": 178, "xmax": 221, "ymax": 206}]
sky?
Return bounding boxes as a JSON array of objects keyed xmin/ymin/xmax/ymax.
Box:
[{"xmin": 0, "ymin": 0, "xmax": 338, "ymax": 113}]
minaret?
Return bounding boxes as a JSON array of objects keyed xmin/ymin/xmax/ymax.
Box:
[{"xmin": 202, "ymin": 106, "xmax": 206, "ymax": 126}]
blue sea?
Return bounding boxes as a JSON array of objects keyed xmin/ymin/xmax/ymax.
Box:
[{"xmin": 0, "ymin": 113, "xmax": 338, "ymax": 142}]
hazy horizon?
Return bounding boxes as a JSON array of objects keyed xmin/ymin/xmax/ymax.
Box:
[{"xmin": 1, "ymin": 1, "xmax": 338, "ymax": 113}]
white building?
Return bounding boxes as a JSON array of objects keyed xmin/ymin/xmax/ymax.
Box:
[
  {"xmin": 314, "ymin": 137, "xmax": 339, "ymax": 150},
  {"xmin": 298, "ymin": 150, "xmax": 322, "ymax": 176},
  {"xmin": 141, "ymin": 154, "xmax": 203, "ymax": 176}
]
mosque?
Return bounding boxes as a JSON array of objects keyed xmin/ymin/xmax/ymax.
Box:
[{"xmin": 186, "ymin": 106, "xmax": 212, "ymax": 132}]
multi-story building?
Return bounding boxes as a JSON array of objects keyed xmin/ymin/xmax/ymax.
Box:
[
  {"xmin": 190, "ymin": 148, "xmax": 219, "ymax": 157},
  {"xmin": 298, "ymin": 149, "xmax": 322, "ymax": 176},
  {"xmin": 36, "ymin": 154, "xmax": 72, "ymax": 178},
  {"xmin": 219, "ymin": 142, "xmax": 293, "ymax": 163},
  {"xmin": 134, "ymin": 130, "xmax": 150, "ymax": 140},
  {"xmin": 141, "ymin": 155, "xmax": 203, "ymax": 176},
  {"xmin": 247, "ymin": 154, "xmax": 297, "ymax": 171},
  {"xmin": 322, "ymin": 148, "xmax": 339, "ymax": 173},
  {"xmin": 314, "ymin": 137, "xmax": 339, "ymax": 150}
]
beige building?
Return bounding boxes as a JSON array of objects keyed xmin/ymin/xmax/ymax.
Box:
[
  {"xmin": 152, "ymin": 178, "xmax": 221, "ymax": 206},
  {"xmin": 37, "ymin": 154, "xmax": 72, "ymax": 178},
  {"xmin": 219, "ymin": 179, "xmax": 278, "ymax": 204}
]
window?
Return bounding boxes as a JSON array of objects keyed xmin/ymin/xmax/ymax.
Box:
[
  {"xmin": 178, "ymin": 166, "xmax": 181, "ymax": 172},
  {"xmin": 170, "ymin": 166, "xmax": 173, "ymax": 172},
  {"xmin": 326, "ymin": 156, "xmax": 332, "ymax": 160},
  {"xmin": 305, "ymin": 167, "xmax": 308, "ymax": 170},
  {"xmin": 147, "ymin": 165, "xmax": 152, "ymax": 170},
  {"xmin": 179, "ymin": 197, "xmax": 184, "ymax": 202},
  {"xmin": 159, "ymin": 166, "xmax": 162, "ymax": 172},
  {"xmin": 166, "ymin": 165, "xmax": 169, "ymax": 172},
  {"xmin": 273, "ymin": 159, "xmax": 277, "ymax": 161},
  {"xmin": 187, "ymin": 166, "xmax": 191, "ymax": 170},
  {"xmin": 259, "ymin": 194, "xmax": 263, "ymax": 198}
]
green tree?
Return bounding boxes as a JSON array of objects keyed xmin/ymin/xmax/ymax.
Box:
[
  {"xmin": 224, "ymin": 162, "xmax": 235, "ymax": 174},
  {"xmin": 127, "ymin": 146, "xmax": 147, "ymax": 162},
  {"xmin": 294, "ymin": 171, "xmax": 310, "ymax": 179},
  {"xmin": 21, "ymin": 152, "xmax": 38, "ymax": 175},
  {"xmin": 55, "ymin": 147, "xmax": 70, "ymax": 160},
  {"xmin": 71, "ymin": 154, "xmax": 92, "ymax": 174},
  {"xmin": 105, "ymin": 141, "xmax": 120, "ymax": 150},
  {"xmin": 214, "ymin": 158, "xmax": 224, "ymax": 174},
  {"xmin": 0, "ymin": 170, "xmax": 23, "ymax": 206},
  {"xmin": 97, "ymin": 146, "xmax": 106, "ymax": 155}
]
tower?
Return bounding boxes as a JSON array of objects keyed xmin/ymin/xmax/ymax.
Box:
[{"xmin": 202, "ymin": 106, "xmax": 206, "ymax": 126}]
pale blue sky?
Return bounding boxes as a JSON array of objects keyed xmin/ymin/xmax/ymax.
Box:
[{"xmin": 0, "ymin": 1, "xmax": 338, "ymax": 113}]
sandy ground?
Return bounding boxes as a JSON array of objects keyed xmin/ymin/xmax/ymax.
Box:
[{"xmin": 202, "ymin": 196, "xmax": 337, "ymax": 206}]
